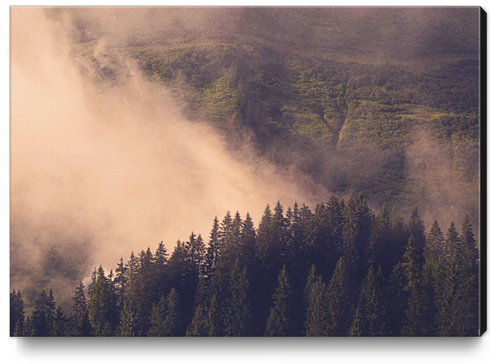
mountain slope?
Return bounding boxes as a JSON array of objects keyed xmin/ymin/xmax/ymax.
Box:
[{"xmin": 69, "ymin": 7, "xmax": 480, "ymax": 219}]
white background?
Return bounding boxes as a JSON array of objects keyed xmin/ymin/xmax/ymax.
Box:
[{"xmin": 3, "ymin": 1, "xmax": 489, "ymax": 363}]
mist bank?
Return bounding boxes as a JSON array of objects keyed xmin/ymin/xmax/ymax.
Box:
[
  {"xmin": 10, "ymin": 7, "xmax": 324, "ymax": 308},
  {"xmin": 53, "ymin": 7, "xmax": 479, "ymax": 59}
]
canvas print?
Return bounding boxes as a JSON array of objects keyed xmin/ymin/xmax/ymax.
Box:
[{"xmin": 10, "ymin": 7, "xmax": 483, "ymax": 337}]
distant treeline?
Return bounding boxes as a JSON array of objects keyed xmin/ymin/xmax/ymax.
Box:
[{"xmin": 10, "ymin": 194, "xmax": 480, "ymax": 337}]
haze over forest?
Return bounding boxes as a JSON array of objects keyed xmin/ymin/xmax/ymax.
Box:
[{"xmin": 10, "ymin": 7, "xmax": 480, "ymax": 316}]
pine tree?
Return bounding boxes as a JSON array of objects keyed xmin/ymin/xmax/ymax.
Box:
[
  {"xmin": 148, "ymin": 295, "xmax": 166, "ymax": 337},
  {"xmin": 421, "ymin": 220, "xmax": 446, "ymax": 335},
  {"xmin": 88, "ymin": 266, "xmax": 118, "ymax": 336},
  {"xmin": 305, "ymin": 203, "xmax": 329, "ymax": 281},
  {"xmin": 432, "ymin": 252, "xmax": 455, "ymax": 336},
  {"xmin": 148, "ymin": 288, "xmax": 182, "ymax": 337},
  {"xmin": 284, "ymin": 203, "xmax": 303, "ymax": 268},
  {"xmin": 446, "ymin": 221, "xmax": 459, "ymax": 261},
  {"xmin": 428, "ymin": 221, "xmax": 462, "ymax": 335},
  {"xmin": 218, "ymin": 212, "xmax": 243, "ymax": 272},
  {"xmin": 341, "ymin": 197, "xmax": 359, "ymax": 281},
  {"xmin": 31, "ymin": 289, "xmax": 56, "ymax": 336},
  {"xmin": 52, "ymin": 306, "xmax": 69, "ymax": 336},
  {"xmin": 250, "ymin": 204, "xmax": 276, "ymax": 334},
  {"xmin": 78, "ymin": 310, "xmax": 92, "ymax": 337},
  {"xmin": 419, "ymin": 263, "xmax": 436, "ymax": 336},
  {"xmin": 374, "ymin": 266, "xmax": 388, "ymax": 335},
  {"xmin": 324, "ymin": 257, "xmax": 350, "ymax": 336},
  {"xmin": 341, "ymin": 194, "xmax": 372, "ymax": 289},
  {"xmin": 148, "ymin": 288, "xmax": 183, "ymax": 337},
  {"xmin": 400, "ymin": 235, "xmax": 427, "ymax": 336},
  {"xmin": 368, "ymin": 204, "xmax": 391, "ymax": 274},
  {"xmin": 304, "ymin": 266, "xmax": 326, "ymax": 336},
  {"xmin": 240, "ymin": 212, "xmax": 256, "ymax": 267},
  {"xmin": 186, "ymin": 304, "xmax": 209, "ymax": 336},
  {"xmin": 70, "ymin": 283, "xmax": 91, "ymax": 336},
  {"xmin": 271, "ymin": 200, "xmax": 288, "ymax": 263},
  {"xmin": 10, "ymin": 290, "xmax": 25, "ymax": 337},
  {"xmin": 424, "ymin": 220, "xmax": 446, "ymax": 268},
  {"xmin": 351, "ymin": 266, "xmax": 380, "ymax": 336},
  {"xmin": 388, "ymin": 206, "xmax": 407, "ymax": 270},
  {"xmin": 284, "ymin": 203, "xmax": 311, "ymax": 335},
  {"xmin": 152, "ymin": 241, "xmax": 170, "ymax": 302},
  {"xmin": 163, "ymin": 288, "xmax": 182, "ymax": 336},
  {"xmin": 224, "ymin": 262, "xmax": 251, "ymax": 336},
  {"xmin": 203, "ymin": 217, "xmax": 220, "ymax": 284},
  {"xmin": 131, "ymin": 247, "xmax": 157, "ymax": 335},
  {"xmin": 406, "ymin": 207, "xmax": 426, "ymax": 267},
  {"xmin": 434, "ymin": 219, "xmax": 478, "ymax": 336},
  {"xmin": 219, "ymin": 211, "xmax": 234, "ymax": 253},
  {"xmin": 87, "ymin": 267, "xmax": 97, "ymax": 297},
  {"xmin": 167, "ymin": 239, "xmax": 198, "ymax": 330},
  {"xmin": 13, "ymin": 319, "xmax": 23, "ymax": 337},
  {"xmin": 71, "ymin": 282, "xmax": 88, "ymax": 328},
  {"xmin": 187, "ymin": 233, "xmax": 206, "ymax": 282},
  {"xmin": 458, "ymin": 214, "xmax": 479, "ymax": 276},
  {"xmin": 349, "ymin": 308, "xmax": 362, "ymax": 337},
  {"xmin": 384, "ymin": 262, "xmax": 408, "ymax": 335},
  {"xmin": 264, "ymin": 265, "xmax": 292, "ymax": 336},
  {"xmin": 23, "ymin": 315, "xmax": 33, "ymax": 337},
  {"xmin": 114, "ymin": 258, "xmax": 128, "ymax": 310},
  {"xmin": 126, "ymin": 251, "xmax": 139, "ymax": 288},
  {"xmin": 355, "ymin": 193, "xmax": 374, "ymax": 277},
  {"xmin": 207, "ymin": 293, "xmax": 223, "ymax": 336},
  {"xmin": 324, "ymin": 195, "xmax": 344, "ymax": 276},
  {"xmin": 117, "ymin": 295, "xmax": 138, "ymax": 337},
  {"xmin": 451, "ymin": 215, "xmax": 479, "ymax": 336},
  {"xmin": 255, "ymin": 204, "xmax": 273, "ymax": 263}
]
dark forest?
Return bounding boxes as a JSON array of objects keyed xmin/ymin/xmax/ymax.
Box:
[{"xmin": 11, "ymin": 195, "xmax": 480, "ymax": 336}]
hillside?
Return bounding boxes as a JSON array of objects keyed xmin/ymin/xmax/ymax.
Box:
[{"xmin": 67, "ymin": 7, "xmax": 480, "ymax": 222}]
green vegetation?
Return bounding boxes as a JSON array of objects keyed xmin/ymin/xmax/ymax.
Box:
[{"xmin": 72, "ymin": 8, "xmax": 479, "ymax": 213}]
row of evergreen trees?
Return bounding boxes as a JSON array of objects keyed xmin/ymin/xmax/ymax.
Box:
[{"xmin": 10, "ymin": 194, "xmax": 480, "ymax": 336}]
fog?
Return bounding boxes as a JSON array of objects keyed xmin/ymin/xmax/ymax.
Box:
[
  {"xmin": 10, "ymin": 7, "xmax": 322, "ymax": 306},
  {"xmin": 405, "ymin": 129, "xmax": 480, "ymax": 240}
]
